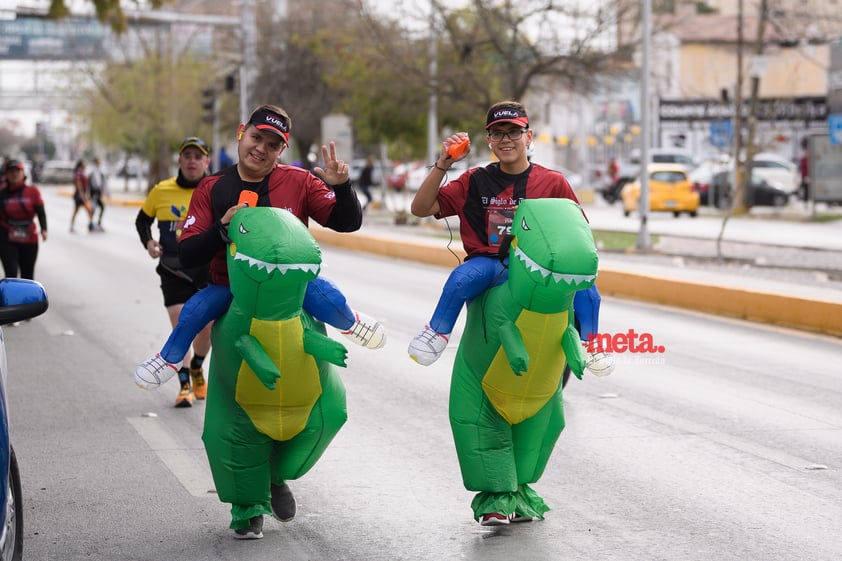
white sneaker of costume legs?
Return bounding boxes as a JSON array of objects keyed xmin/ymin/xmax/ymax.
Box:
[
  {"xmin": 585, "ymin": 351, "xmax": 615, "ymax": 376},
  {"xmin": 408, "ymin": 325, "xmax": 449, "ymax": 366},
  {"xmin": 134, "ymin": 353, "xmax": 182, "ymax": 389},
  {"xmin": 340, "ymin": 310, "xmax": 386, "ymax": 349}
]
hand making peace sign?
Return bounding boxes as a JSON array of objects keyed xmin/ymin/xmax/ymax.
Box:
[{"xmin": 313, "ymin": 141, "xmax": 350, "ymax": 186}]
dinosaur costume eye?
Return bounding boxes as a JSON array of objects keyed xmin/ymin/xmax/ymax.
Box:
[
  {"xmin": 521, "ymin": 217, "xmax": 530, "ymax": 231},
  {"xmin": 239, "ymin": 223, "xmax": 249, "ymax": 235}
]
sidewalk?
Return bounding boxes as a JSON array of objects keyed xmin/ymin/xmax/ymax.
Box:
[{"xmin": 310, "ymin": 203, "xmax": 842, "ymax": 337}]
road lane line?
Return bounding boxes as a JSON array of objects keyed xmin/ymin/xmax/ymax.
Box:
[
  {"xmin": 127, "ymin": 416, "xmax": 215, "ymax": 498},
  {"xmin": 603, "ymin": 398, "xmax": 823, "ymax": 471}
]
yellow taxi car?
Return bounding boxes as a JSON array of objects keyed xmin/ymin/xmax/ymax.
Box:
[{"xmin": 621, "ymin": 163, "xmax": 700, "ymax": 217}]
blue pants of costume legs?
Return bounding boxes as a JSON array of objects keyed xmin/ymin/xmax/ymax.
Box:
[
  {"xmin": 160, "ymin": 277, "xmax": 356, "ymax": 364},
  {"xmin": 428, "ymin": 256, "xmax": 601, "ymax": 342}
]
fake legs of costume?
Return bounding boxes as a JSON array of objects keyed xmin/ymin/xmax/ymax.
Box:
[
  {"xmin": 202, "ymin": 341, "xmax": 348, "ymax": 529},
  {"xmin": 428, "ymin": 256, "xmax": 602, "ymax": 344},
  {"xmin": 449, "ymin": 355, "xmax": 564, "ymax": 521},
  {"xmin": 159, "ymin": 277, "xmax": 356, "ymax": 364},
  {"xmin": 573, "ymin": 284, "xmax": 601, "ymax": 343}
]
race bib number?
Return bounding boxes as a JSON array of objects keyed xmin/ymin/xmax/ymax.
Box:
[
  {"xmin": 8, "ymin": 220, "xmax": 31, "ymax": 241},
  {"xmin": 486, "ymin": 208, "xmax": 514, "ymax": 247}
]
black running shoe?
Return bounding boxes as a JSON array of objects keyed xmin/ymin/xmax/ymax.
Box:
[
  {"xmin": 270, "ymin": 483, "xmax": 296, "ymax": 522},
  {"xmin": 233, "ymin": 515, "xmax": 263, "ymax": 540}
]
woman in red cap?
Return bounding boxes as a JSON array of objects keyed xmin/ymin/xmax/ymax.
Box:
[{"xmin": 0, "ymin": 160, "xmax": 47, "ymax": 280}]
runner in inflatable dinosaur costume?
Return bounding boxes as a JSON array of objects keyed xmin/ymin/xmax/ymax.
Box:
[
  {"xmin": 202, "ymin": 206, "xmax": 349, "ymax": 536},
  {"xmin": 449, "ymin": 197, "xmax": 600, "ymax": 525}
]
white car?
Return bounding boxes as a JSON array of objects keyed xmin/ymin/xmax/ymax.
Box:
[
  {"xmin": 750, "ymin": 152, "xmax": 799, "ymax": 195},
  {"xmin": 39, "ymin": 160, "xmax": 76, "ymax": 184}
]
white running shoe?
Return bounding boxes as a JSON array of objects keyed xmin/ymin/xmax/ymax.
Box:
[
  {"xmin": 408, "ymin": 326, "xmax": 449, "ymax": 366},
  {"xmin": 340, "ymin": 311, "xmax": 386, "ymax": 349},
  {"xmin": 134, "ymin": 353, "xmax": 182, "ymax": 389},
  {"xmin": 585, "ymin": 351, "xmax": 615, "ymax": 376}
]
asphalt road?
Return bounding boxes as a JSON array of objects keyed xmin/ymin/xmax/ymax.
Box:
[{"xmin": 2, "ymin": 190, "xmax": 840, "ymax": 561}]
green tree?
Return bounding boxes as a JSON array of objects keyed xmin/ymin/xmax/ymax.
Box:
[
  {"xmin": 48, "ymin": 0, "xmax": 165, "ymax": 33},
  {"xmin": 78, "ymin": 45, "xmax": 221, "ymax": 187},
  {"xmin": 312, "ymin": 0, "xmax": 620, "ymax": 161}
]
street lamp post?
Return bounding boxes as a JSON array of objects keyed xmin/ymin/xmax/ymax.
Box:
[{"xmin": 240, "ymin": 0, "xmax": 256, "ymax": 122}]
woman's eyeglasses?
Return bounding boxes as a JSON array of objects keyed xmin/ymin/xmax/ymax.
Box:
[{"xmin": 487, "ymin": 129, "xmax": 528, "ymax": 142}]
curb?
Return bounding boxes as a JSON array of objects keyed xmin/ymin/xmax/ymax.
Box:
[
  {"xmin": 57, "ymin": 189, "xmax": 144, "ymax": 207},
  {"xmin": 310, "ymin": 227, "xmax": 842, "ymax": 338}
]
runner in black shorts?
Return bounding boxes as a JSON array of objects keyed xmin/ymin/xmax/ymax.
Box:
[{"xmin": 135, "ymin": 137, "xmax": 213, "ymax": 408}]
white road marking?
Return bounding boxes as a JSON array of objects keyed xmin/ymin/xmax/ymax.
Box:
[{"xmin": 127, "ymin": 416, "xmax": 216, "ymax": 498}]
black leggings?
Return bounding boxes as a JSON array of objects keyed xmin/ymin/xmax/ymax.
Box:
[{"xmin": 0, "ymin": 241, "xmax": 39, "ymax": 279}]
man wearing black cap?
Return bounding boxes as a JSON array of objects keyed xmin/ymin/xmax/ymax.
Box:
[
  {"xmin": 407, "ymin": 100, "xmax": 613, "ymax": 379},
  {"xmin": 0, "ymin": 159, "xmax": 47, "ymax": 280},
  {"xmin": 133, "ymin": 105, "xmax": 385, "ymax": 537},
  {"xmin": 135, "ymin": 137, "xmax": 213, "ymax": 407}
]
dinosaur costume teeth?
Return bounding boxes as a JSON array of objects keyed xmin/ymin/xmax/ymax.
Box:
[
  {"xmin": 233, "ymin": 252, "xmax": 320, "ymax": 276},
  {"xmin": 513, "ymin": 246, "xmax": 596, "ymax": 286}
]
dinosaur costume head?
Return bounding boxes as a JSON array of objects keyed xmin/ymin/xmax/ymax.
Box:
[
  {"xmin": 507, "ymin": 198, "xmax": 598, "ymax": 313},
  {"xmin": 226, "ymin": 206, "xmax": 321, "ymax": 318}
]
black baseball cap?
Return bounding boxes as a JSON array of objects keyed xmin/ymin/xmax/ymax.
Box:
[
  {"xmin": 248, "ymin": 108, "xmax": 290, "ymax": 145},
  {"xmin": 179, "ymin": 137, "xmax": 210, "ymax": 156},
  {"xmin": 486, "ymin": 104, "xmax": 529, "ymax": 130},
  {"xmin": 4, "ymin": 160, "xmax": 24, "ymax": 172}
]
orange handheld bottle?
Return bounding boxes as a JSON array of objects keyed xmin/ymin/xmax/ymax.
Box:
[
  {"xmin": 238, "ymin": 190, "xmax": 258, "ymax": 207},
  {"xmin": 447, "ymin": 137, "xmax": 471, "ymax": 160}
]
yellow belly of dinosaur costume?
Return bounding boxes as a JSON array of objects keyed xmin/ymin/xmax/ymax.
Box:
[
  {"xmin": 481, "ymin": 309, "xmax": 568, "ymax": 425},
  {"xmin": 235, "ymin": 317, "xmax": 322, "ymax": 441}
]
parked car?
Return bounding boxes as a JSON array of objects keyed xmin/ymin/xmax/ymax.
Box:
[
  {"xmin": 750, "ymin": 152, "xmax": 799, "ymax": 196},
  {"xmin": 621, "ymin": 163, "xmax": 700, "ymax": 217},
  {"xmin": 116, "ymin": 158, "xmax": 148, "ymax": 179},
  {"xmin": 603, "ymin": 148, "xmax": 699, "ymax": 205},
  {"xmin": 0, "ymin": 278, "xmax": 49, "ymax": 561},
  {"xmin": 689, "ymin": 157, "xmax": 731, "ymax": 208},
  {"xmin": 710, "ymin": 171, "xmax": 790, "ymax": 207},
  {"xmin": 39, "ymin": 160, "xmax": 76, "ymax": 184}
]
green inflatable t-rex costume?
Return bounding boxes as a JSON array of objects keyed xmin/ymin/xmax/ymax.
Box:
[
  {"xmin": 202, "ymin": 207, "xmax": 349, "ymax": 530},
  {"xmin": 449, "ymin": 198, "xmax": 599, "ymax": 522}
]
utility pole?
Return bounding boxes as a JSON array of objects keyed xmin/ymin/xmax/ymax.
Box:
[
  {"xmin": 427, "ymin": 1, "xmax": 439, "ymax": 164},
  {"xmin": 742, "ymin": 0, "xmax": 769, "ymax": 212},
  {"xmin": 240, "ymin": 0, "xmax": 256, "ymax": 122},
  {"xmin": 731, "ymin": 0, "xmax": 745, "ymax": 214},
  {"xmin": 637, "ymin": 0, "xmax": 652, "ymax": 250}
]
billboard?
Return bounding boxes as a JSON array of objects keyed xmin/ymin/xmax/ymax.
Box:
[{"xmin": 0, "ymin": 17, "xmax": 108, "ymax": 60}]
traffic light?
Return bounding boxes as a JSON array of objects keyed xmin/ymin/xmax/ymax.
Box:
[
  {"xmin": 202, "ymin": 88, "xmax": 216, "ymax": 121},
  {"xmin": 225, "ymin": 73, "xmax": 236, "ymax": 92}
]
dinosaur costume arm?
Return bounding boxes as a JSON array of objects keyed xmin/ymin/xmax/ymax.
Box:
[
  {"xmin": 499, "ymin": 321, "xmax": 528, "ymax": 375},
  {"xmin": 303, "ymin": 329, "xmax": 348, "ymax": 368},
  {"xmin": 235, "ymin": 334, "xmax": 281, "ymax": 389},
  {"xmin": 561, "ymin": 311, "xmax": 586, "ymax": 380}
]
